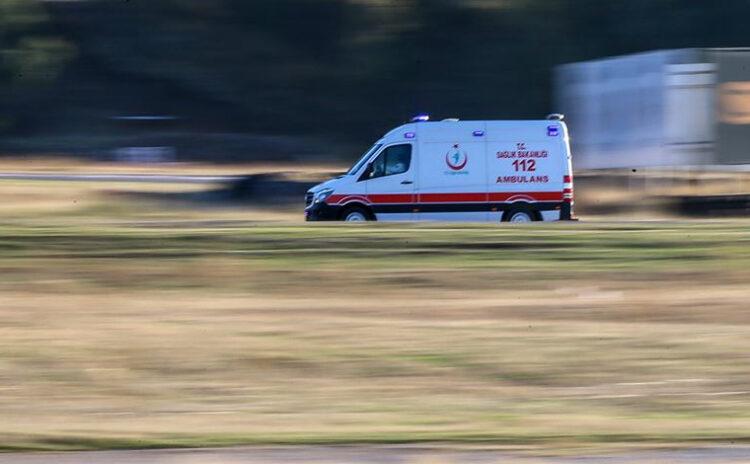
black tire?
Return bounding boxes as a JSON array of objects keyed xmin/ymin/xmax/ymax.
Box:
[
  {"xmin": 503, "ymin": 205, "xmax": 539, "ymax": 223},
  {"xmin": 340, "ymin": 206, "xmax": 372, "ymax": 222}
]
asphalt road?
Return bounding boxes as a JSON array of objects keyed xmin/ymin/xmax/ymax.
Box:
[
  {"xmin": 1, "ymin": 446, "xmax": 749, "ymax": 463},
  {"xmin": 0, "ymin": 173, "xmax": 240, "ymax": 184}
]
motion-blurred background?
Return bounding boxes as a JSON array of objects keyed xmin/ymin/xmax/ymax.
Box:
[
  {"xmin": 2, "ymin": 1, "xmax": 750, "ymax": 458},
  {"xmin": 3, "ymin": 0, "xmax": 750, "ymax": 218},
  {"xmin": 0, "ymin": 0, "xmax": 748, "ymax": 162}
]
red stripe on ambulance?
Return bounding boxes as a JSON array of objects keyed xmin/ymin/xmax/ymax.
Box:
[
  {"xmin": 327, "ymin": 191, "xmax": 564, "ymax": 205},
  {"xmin": 418, "ymin": 193, "xmax": 488, "ymax": 203}
]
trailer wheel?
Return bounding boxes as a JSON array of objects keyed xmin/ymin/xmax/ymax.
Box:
[
  {"xmin": 341, "ymin": 206, "xmax": 370, "ymax": 222},
  {"xmin": 503, "ymin": 206, "xmax": 538, "ymax": 223}
]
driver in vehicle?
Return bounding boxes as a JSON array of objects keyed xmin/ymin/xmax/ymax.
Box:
[{"xmin": 386, "ymin": 160, "xmax": 406, "ymax": 176}]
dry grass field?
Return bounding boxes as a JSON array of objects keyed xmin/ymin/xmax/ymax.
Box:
[{"xmin": 0, "ymin": 176, "xmax": 749, "ymax": 452}]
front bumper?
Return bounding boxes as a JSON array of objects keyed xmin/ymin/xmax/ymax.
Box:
[{"xmin": 305, "ymin": 202, "xmax": 342, "ymax": 221}]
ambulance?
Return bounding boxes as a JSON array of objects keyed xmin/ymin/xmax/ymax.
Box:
[{"xmin": 305, "ymin": 115, "xmax": 575, "ymax": 222}]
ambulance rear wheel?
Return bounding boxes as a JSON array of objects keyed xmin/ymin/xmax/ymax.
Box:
[
  {"xmin": 504, "ymin": 206, "xmax": 538, "ymax": 223},
  {"xmin": 342, "ymin": 206, "xmax": 370, "ymax": 222}
]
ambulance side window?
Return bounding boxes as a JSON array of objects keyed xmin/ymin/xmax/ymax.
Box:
[{"xmin": 369, "ymin": 144, "xmax": 412, "ymax": 180}]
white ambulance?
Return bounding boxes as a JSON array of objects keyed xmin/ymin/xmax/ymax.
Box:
[{"xmin": 305, "ymin": 115, "xmax": 575, "ymax": 222}]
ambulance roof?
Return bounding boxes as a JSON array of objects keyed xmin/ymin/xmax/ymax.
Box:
[{"xmin": 379, "ymin": 120, "xmax": 566, "ymax": 144}]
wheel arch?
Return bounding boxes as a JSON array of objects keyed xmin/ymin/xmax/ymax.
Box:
[
  {"xmin": 339, "ymin": 202, "xmax": 376, "ymax": 221},
  {"xmin": 502, "ymin": 202, "xmax": 541, "ymax": 222}
]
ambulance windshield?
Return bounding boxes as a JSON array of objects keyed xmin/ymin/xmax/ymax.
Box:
[{"xmin": 347, "ymin": 144, "xmax": 382, "ymax": 175}]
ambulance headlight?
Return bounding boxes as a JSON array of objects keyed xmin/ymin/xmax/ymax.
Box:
[{"xmin": 314, "ymin": 188, "xmax": 334, "ymax": 204}]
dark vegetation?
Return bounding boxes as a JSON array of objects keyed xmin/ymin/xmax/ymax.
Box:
[{"xmin": 2, "ymin": 0, "xmax": 750, "ymax": 160}]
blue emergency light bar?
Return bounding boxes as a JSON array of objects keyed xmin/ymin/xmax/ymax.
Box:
[{"xmin": 410, "ymin": 114, "xmax": 430, "ymax": 122}]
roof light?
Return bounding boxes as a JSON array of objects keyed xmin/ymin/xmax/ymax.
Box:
[
  {"xmin": 473, "ymin": 130, "xmax": 485, "ymax": 137},
  {"xmin": 547, "ymin": 125, "xmax": 559, "ymax": 137},
  {"xmin": 404, "ymin": 132, "xmax": 416, "ymax": 139},
  {"xmin": 546, "ymin": 113, "xmax": 565, "ymax": 121},
  {"xmin": 410, "ymin": 114, "xmax": 430, "ymax": 122}
]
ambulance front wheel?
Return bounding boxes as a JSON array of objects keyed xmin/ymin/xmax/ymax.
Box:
[
  {"xmin": 341, "ymin": 206, "xmax": 372, "ymax": 222},
  {"xmin": 503, "ymin": 206, "xmax": 539, "ymax": 223}
]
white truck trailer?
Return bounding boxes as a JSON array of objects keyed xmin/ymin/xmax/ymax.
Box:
[{"xmin": 555, "ymin": 48, "xmax": 750, "ymax": 169}]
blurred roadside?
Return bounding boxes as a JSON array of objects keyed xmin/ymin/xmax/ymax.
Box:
[
  {"xmin": 1, "ymin": 158, "xmax": 748, "ymax": 221},
  {"xmin": 575, "ymin": 169, "xmax": 750, "ymax": 219}
]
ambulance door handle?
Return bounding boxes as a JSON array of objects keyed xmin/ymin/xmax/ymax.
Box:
[{"xmin": 401, "ymin": 180, "xmax": 413, "ymax": 185}]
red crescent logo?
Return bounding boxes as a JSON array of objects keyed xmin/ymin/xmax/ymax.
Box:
[{"xmin": 446, "ymin": 151, "xmax": 468, "ymax": 171}]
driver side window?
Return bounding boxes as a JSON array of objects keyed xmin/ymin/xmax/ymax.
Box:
[{"xmin": 367, "ymin": 144, "xmax": 412, "ymax": 180}]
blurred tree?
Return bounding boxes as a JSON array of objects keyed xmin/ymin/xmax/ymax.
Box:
[
  {"xmin": 7, "ymin": 0, "xmax": 750, "ymax": 156},
  {"xmin": 0, "ymin": 0, "xmax": 75, "ymax": 133}
]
